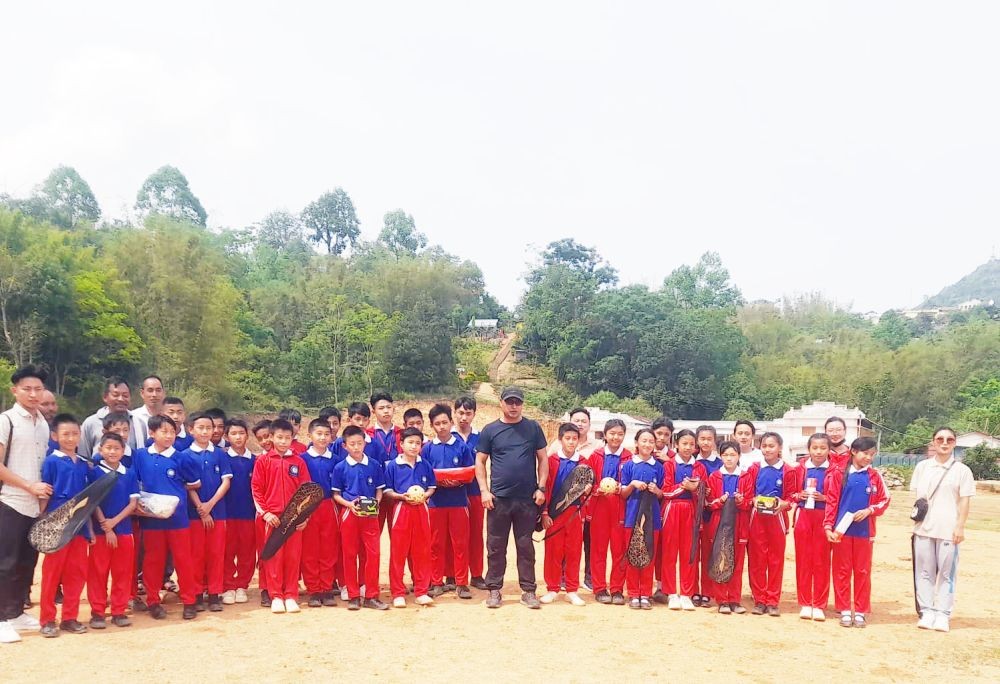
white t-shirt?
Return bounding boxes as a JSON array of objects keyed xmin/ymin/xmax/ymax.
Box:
[
  {"xmin": 738, "ymin": 448, "xmax": 764, "ymax": 471},
  {"xmin": 0, "ymin": 404, "xmax": 51, "ymax": 518},
  {"xmin": 910, "ymin": 456, "xmax": 975, "ymax": 541}
]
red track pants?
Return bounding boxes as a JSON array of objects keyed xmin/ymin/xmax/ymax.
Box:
[
  {"xmin": 713, "ymin": 541, "xmax": 746, "ymax": 605},
  {"xmin": 143, "ymin": 528, "xmax": 196, "ymax": 606},
  {"xmin": 88, "ymin": 533, "xmax": 135, "ymax": 618},
  {"xmin": 223, "ymin": 519, "xmax": 256, "ymax": 592},
  {"xmin": 260, "ymin": 526, "xmax": 302, "ymax": 601},
  {"xmin": 747, "ymin": 512, "xmax": 787, "ymax": 606},
  {"xmin": 697, "ymin": 520, "xmax": 715, "ymax": 599},
  {"xmin": 341, "ymin": 509, "xmax": 380, "ymax": 600},
  {"xmin": 254, "ymin": 516, "xmax": 269, "ymax": 592},
  {"xmin": 590, "ymin": 505, "xmax": 627, "ymax": 594},
  {"xmin": 662, "ymin": 500, "xmax": 697, "ymax": 596},
  {"xmin": 543, "ymin": 512, "xmax": 584, "ymax": 592},
  {"xmin": 189, "ymin": 519, "xmax": 226, "ymax": 595},
  {"xmin": 301, "ymin": 500, "xmax": 338, "ymax": 593},
  {"xmin": 625, "ymin": 543, "xmax": 654, "ymax": 598},
  {"xmin": 40, "ymin": 536, "xmax": 88, "ymax": 624},
  {"xmin": 390, "ymin": 502, "xmax": 432, "ymax": 598},
  {"xmin": 794, "ymin": 509, "xmax": 831, "ymax": 608},
  {"xmin": 832, "ymin": 534, "xmax": 873, "ymax": 614},
  {"xmin": 467, "ymin": 495, "xmax": 485, "ymax": 578},
  {"xmin": 431, "ymin": 506, "xmax": 470, "ymax": 587}
]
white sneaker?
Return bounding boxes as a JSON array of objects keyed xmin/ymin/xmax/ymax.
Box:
[
  {"xmin": 234, "ymin": 588, "xmax": 248, "ymax": 604},
  {"xmin": 221, "ymin": 590, "xmax": 236, "ymax": 605},
  {"xmin": 0, "ymin": 622, "xmax": 22, "ymax": 644},
  {"xmin": 271, "ymin": 598, "xmax": 285, "ymax": 614},
  {"xmin": 284, "ymin": 598, "xmax": 300, "ymax": 613},
  {"xmin": 668, "ymin": 594, "xmax": 681, "ymax": 610},
  {"xmin": 415, "ymin": 594, "xmax": 434, "ymax": 606},
  {"xmin": 812, "ymin": 607, "xmax": 826, "ymax": 622},
  {"xmin": 566, "ymin": 592, "xmax": 585, "ymax": 606},
  {"xmin": 539, "ymin": 591, "xmax": 558, "ymax": 604},
  {"xmin": 393, "ymin": 597, "xmax": 407, "ymax": 608},
  {"xmin": 932, "ymin": 613, "xmax": 950, "ymax": 633},
  {"xmin": 917, "ymin": 611, "xmax": 936, "ymax": 630},
  {"xmin": 341, "ymin": 586, "xmax": 349, "ymax": 601},
  {"xmin": 799, "ymin": 606, "xmax": 813, "ymax": 620},
  {"xmin": 679, "ymin": 596, "xmax": 696, "ymax": 611},
  {"xmin": 8, "ymin": 613, "xmax": 40, "ymax": 632}
]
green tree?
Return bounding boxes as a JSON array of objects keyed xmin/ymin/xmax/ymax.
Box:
[
  {"xmin": 256, "ymin": 210, "xmax": 304, "ymax": 250},
  {"xmin": 662, "ymin": 252, "xmax": 743, "ymax": 309},
  {"xmin": 872, "ymin": 310, "xmax": 912, "ymax": 350},
  {"xmin": 18, "ymin": 166, "xmax": 102, "ymax": 228},
  {"xmin": 135, "ymin": 165, "xmax": 208, "ymax": 226},
  {"xmin": 378, "ymin": 210, "xmax": 427, "ymax": 257},
  {"xmin": 302, "ymin": 188, "xmax": 360, "ymax": 255},
  {"xmin": 384, "ymin": 295, "xmax": 455, "ymax": 391}
]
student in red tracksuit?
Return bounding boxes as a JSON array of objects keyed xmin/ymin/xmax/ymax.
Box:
[
  {"xmin": 650, "ymin": 417, "xmax": 674, "ymax": 604},
  {"xmin": 694, "ymin": 425, "xmax": 721, "ymax": 607},
  {"xmin": 745, "ymin": 432, "xmax": 797, "ymax": 616},
  {"xmin": 452, "ymin": 395, "xmax": 486, "ymax": 590},
  {"xmin": 301, "ymin": 419, "xmax": 340, "ymax": 608},
  {"xmin": 660, "ymin": 430, "xmax": 709, "ymax": 611},
  {"xmin": 384, "ymin": 427, "xmax": 437, "ymax": 608},
  {"xmin": 792, "ymin": 433, "xmax": 833, "ymax": 621},
  {"xmin": 539, "ymin": 423, "xmax": 592, "ymax": 606},
  {"xmin": 251, "ymin": 419, "xmax": 311, "ymax": 615},
  {"xmin": 707, "ymin": 440, "xmax": 751, "ymax": 614},
  {"xmin": 824, "ymin": 437, "xmax": 890, "ymax": 628},
  {"xmin": 620, "ymin": 429, "xmax": 664, "ymax": 609},
  {"xmin": 222, "ymin": 419, "xmax": 257, "ymax": 606},
  {"xmin": 588, "ymin": 419, "xmax": 631, "ymax": 606},
  {"xmin": 251, "ymin": 419, "xmax": 272, "ymax": 606}
]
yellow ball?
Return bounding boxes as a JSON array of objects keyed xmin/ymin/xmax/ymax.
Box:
[
  {"xmin": 406, "ymin": 485, "xmax": 425, "ymax": 501},
  {"xmin": 599, "ymin": 477, "xmax": 619, "ymax": 495}
]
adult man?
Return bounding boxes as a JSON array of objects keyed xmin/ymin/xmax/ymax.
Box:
[
  {"xmin": 476, "ymin": 386, "xmax": 548, "ymax": 609},
  {"xmin": 38, "ymin": 390, "xmax": 58, "ymax": 426},
  {"xmin": 548, "ymin": 408, "xmax": 597, "ymax": 590},
  {"xmin": 824, "ymin": 417, "xmax": 851, "ymax": 467},
  {"xmin": 131, "ymin": 375, "xmax": 165, "ymax": 446},
  {"xmin": 0, "ymin": 366, "xmax": 54, "ymax": 644},
  {"xmin": 79, "ymin": 378, "xmax": 136, "ymax": 457}
]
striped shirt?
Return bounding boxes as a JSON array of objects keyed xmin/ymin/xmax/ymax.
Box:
[{"xmin": 0, "ymin": 403, "xmax": 51, "ymax": 518}]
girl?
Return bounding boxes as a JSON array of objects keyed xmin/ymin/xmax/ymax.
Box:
[
  {"xmin": 707, "ymin": 441, "xmax": 751, "ymax": 614},
  {"xmin": 792, "ymin": 433, "xmax": 832, "ymax": 621},
  {"xmin": 619, "ymin": 428, "xmax": 664, "ymax": 610},
  {"xmin": 588, "ymin": 419, "xmax": 632, "ymax": 605},
  {"xmin": 824, "ymin": 437, "xmax": 890, "ymax": 628},
  {"xmin": 745, "ymin": 432, "xmax": 796, "ymax": 616},
  {"xmin": 661, "ymin": 430, "xmax": 709, "ymax": 611},
  {"xmin": 694, "ymin": 425, "xmax": 721, "ymax": 606},
  {"xmin": 649, "ymin": 416, "xmax": 674, "ymax": 603}
]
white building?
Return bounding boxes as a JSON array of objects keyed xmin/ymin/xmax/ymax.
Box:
[{"xmin": 954, "ymin": 431, "xmax": 1000, "ymax": 458}]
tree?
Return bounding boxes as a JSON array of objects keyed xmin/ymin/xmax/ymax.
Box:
[
  {"xmin": 539, "ymin": 238, "xmax": 617, "ymax": 287},
  {"xmin": 384, "ymin": 295, "xmax": 455, "ymax": 391},
  {"xmin": 256, "ymin": 210, "xmax": 304, "ymax": 250},
  {"xmin": 378, "ymin": 210, "xmax": 427, "ymax": 257},
  {"xmin": 37, "ymin": 166, "xmax": 101, "ymax": 226},
  {"xmin": 302, "ymin": 188, "xmax": 360, "ymax": 255},
  {"xmin": 663, "ymin": 252, "xmax": 743, "ymax": 309},
  {"xmin": 135, "ymin": 165, "xmax": 208, "ymax": 226},
  {"xmin": 872, "ymin": 310, "xmax": 912, "ymax": 350}
]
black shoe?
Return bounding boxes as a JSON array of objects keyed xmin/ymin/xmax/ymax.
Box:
[
  {"xmin": 364, "ymin": 598, "xmax": 389, "ymax": 611},
  {"xmin": 208, "ymin": 594, "xmax": 223, "ymax": 612},
  {"xmin": 149, "ymin": 604, "xmax": 167, "ymax": 620},
  {"xmin": 41, "ymin": 621, "xmax": 59, "ymax": 638},
  {"xmin": 136, "ymin": 581, "xmax": 147, "ymax": 597},
  {"xmin": 260, "ymin": 590, "xmax": 271, "ymax": 607},
  {"xmin": 321, "ymin": 592, "xmax": 337, "ymax": 607},
  {"xmin": 308, "ymin": 593, "xmax": 323, "ymax": 608},
  {"xmin": 767, "ymin": 605, "xmax": 780, "ymax": 617},
  {"xmin": 700, "ymin": 597, "xmax": 713, "ymax": 608},
  {"xmin": 486, "ymin": 590, "xmax": 502, "ymax": 608},
  {"xmin": 55, "ymin": 586, "xmax": 64, "ymax": 605},
  {"xmin": 470, "ymin": 576, "xmax": 488, "ymax": 590},
  {"xmin": 89, "ymin": 615, "xmax": 107, "ymax": 630},
  {"xmin": 111, "ymin": 614, "xmax": 132, "ymax": 627},
  {"xmin": 427, "ymin": 584, "xmax": 445, "ymax": 598},
  {"xmin": 652, "ymin": 590, "xmax": 669, "ymax": 605},
  {"xmin": 23, "ymin": 598, "xmax": 32, "ymax": 610},
  {"xmin": 130, "ymin": 596, "xmax": 148, "ymax": 612},
  {"xmin": 595, "ymin": 589, "xmax": 612, "ymax": 604},
  {"xmin": 752, "ymin": 603, "xmax": 766, "ymax": 615},
  {"xmin": 163, "ymin": 580, "xmax": 179, "ymax": 593},
  {"xmin": 347, "ymin": 598, "xmax": 362, "ymax": 611},
  {"xmin": 194, "ymin": 595, "xmax": 206, "ymax": 612},
  {"xmin": 60, "ymin": 619, "xmax": 87, "ymax": 634},
  {"xmin": 443, "ymin": 577, "xmax": 457, "ymax": 592},
  {"xmin": 611, "ymin": 592, "xmax": 626, "ymax": 606},
  {"xmin": 182, "ymin": 604, "xmax": 198, "ymax": 620},
  {"xmin": 520, "ymin": 592, "xmax": 541, "ymax": 609},
  {"xmin": 692, "ymin": 593, "xmax": 703, "ymax": 604},
  {"xmin": 331, "ymin": 583, "xmax": 341, "ymax": 593},
  {"xmin": 456, "ymin": 585, "xmax": 473, "ymax": 599}
]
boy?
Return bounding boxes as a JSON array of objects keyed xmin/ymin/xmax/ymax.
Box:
[
  {"xmin": 205, "ymin": 408, "xmax": 228, "ymax": 450},
  {"xmin": 301, "ymin": 418, "xmax": 340, "ymax": 607},
  {"xmin": 251, "ymin": 419, "xmax": 273, "ymax": 605},
  {"xmin": 222, "ymin": 419, "xmax": 256, "ymax": 605},
  {"xmin": 331, "ymin": 403, "xmax": 388, "ymax": 463},
  {"xmin": 369, "ymin": 392, "xmax": 400, "ymax": 461},
  {"xmin": 184, "ymin": 412, "xmax": 233, "ymax": 612},
  {"xmin": 452, "ymin": 396, "xmax": 486, "ymax": 589},
  {"xmin": 87, "ymin": 433, "xmax": 140, "ymax": 629},
  {"xmin": 39, "ymin": 414, "xmax": 91, "ymax": 637},
  {"xmin": 133, "ymin": 414, "xmax": 201, "ymax": 620},
  {"xmin": 93, "ymin": 412, "xmax": 133, "ymax": 464},
  {"xmin": 319, "ymin": 407, "xmax": 342, "ymax": 438},
  {"xmin": 384, "ymin": 427, "xmax": 437, "ymax": 607},
  {"xmin": 540, "ymin": 423, "xmax": 591, "ymax": 606},
  {"xmin": 253, "ymin": 419, "xmax": 273, "ymax": 453},
  {"xmin": 162, "ymin": 397, "xmax": 193, "ymax": 452},
  {"xmin": 278, "ymin": 408, "xmax": 307, "ymax": 455},
  {"xmin": 422, "ymin": 404, "xmax": 474, "ymax": 599},
  {"xmin": 331, "ymin": 425, "xmax": 388, "ymax": 610},
  {"xmin": 402, "ymin": 408, "xmax": 427, "ymax": 442},
  {"xmin": 251, "ymin": 419, "xmax": 311, "ymax": 614},
  {"xmin": 588, "ymin": 418, "xmax": 631, "ymax": 605}
]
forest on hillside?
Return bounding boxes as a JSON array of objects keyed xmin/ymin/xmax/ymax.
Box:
[{"xmin": 2, "ymin": 165, "xmax": 999, "ymax": 451}]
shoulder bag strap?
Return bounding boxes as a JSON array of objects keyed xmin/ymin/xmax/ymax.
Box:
[{"xmin": 926, "ymin": 460, "xmax": 956, "ymax": 503}]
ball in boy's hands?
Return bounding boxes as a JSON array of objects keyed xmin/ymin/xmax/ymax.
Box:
[
  {"xmin": 405, "ymin": 485, "xmax": 425, "ymax": 503},
  {"xmin": 599, "ymin": 477, "xmax": 619, "ymax": 495}
]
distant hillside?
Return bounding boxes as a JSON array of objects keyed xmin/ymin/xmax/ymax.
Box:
[{"xmin": 921, "ymin": 257, "xmax": 1000, "ymax": 307}]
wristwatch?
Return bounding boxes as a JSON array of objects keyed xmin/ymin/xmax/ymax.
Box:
[{"xmin": 535, "ymin": 487, "xmax": 545, "ymax": 495}]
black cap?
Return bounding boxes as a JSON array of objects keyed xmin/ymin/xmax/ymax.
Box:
[{"xmin": 499, "ymin": 386, "xmax": 525, "ymax": 402}]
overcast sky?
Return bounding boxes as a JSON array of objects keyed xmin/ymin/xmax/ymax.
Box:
[{"xmin": 2, "ymin": 2, "xmax": 998, "ymax": 311}]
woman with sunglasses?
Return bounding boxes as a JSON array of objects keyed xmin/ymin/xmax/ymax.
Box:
[{"xmin": 909, "ymin": 427, "xmax": 975, "ymax": 633}]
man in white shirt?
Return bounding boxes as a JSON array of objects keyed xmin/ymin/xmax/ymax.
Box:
[
  {"xmin": 131, "ymin": 375, "xmax": 166, "ymax": 446},
  {"xmin": 79, "ymin": 378, "xmax": 136, "ymax": 457}
]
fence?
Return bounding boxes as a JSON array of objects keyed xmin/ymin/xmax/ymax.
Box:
[{"xmin": 873, "ymin": 453, "xmax": 922, "ymax": 467}]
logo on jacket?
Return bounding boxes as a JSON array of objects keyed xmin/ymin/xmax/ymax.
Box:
[
  {"xmin": 421, "ymin": 475, "xmax": 428, "ymax": 484},
  {"xmin": 367, "ymin": 476, "xmax": 373, "ymax": 485},
  {"xmin": 776, "ymin": 479, "xmax": 782, "ymax": 485},
  {"xmin": 166, "ymin": 468, "xmax": 176, "ymax": 478},
  {"xmin": 866, "ymin": 486, "xmax": 872, "ymax": 494},
  {"xmin": 289, "ymin": 465, "xmax": 299, "ymax": 476},
  {"xmin": 214, "ymin": 465, "xmax": 221, "ymax": 474},
  {"xmin": 453, "ymin": 456, "xmax": 459, "ymax": 465}
]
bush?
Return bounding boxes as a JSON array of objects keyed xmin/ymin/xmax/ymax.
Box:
[
  {"xmin": 962, "ymin": 444, "xmax": 1000, "ymax": 480},
  {"xmin": 526, "ymin": 387, "xmax": 582, "ymax": 416}
]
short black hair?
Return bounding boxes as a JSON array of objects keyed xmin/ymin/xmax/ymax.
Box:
[
  {"xmin": 103, "ymin": 412, "xmax": 131, "ymax": 430},
  {"xmin": 347, "ymin": 402, "xmax": 371, "ymax": 419},
  {"xmin": 651, "ymin": 417, "xmax": 675, "ymax": 433},
  {"xmin": 734, "ymin": 419, "xmax": 756, "ymax": 435},
  {"xmin": 100, "ymin": 433, "xmax": 126, "ymax": 448},
  {"xmin": 188, "ymin": 411, "xmax": 214, "ymax": 428},
  {"xmin": 309, "ymin": 418, "xmax": 331, "ymax": 433},
  {"xmin": 51, "ymin": 413, "xmax": 79, "ymax": 431},
  {"xmin": 341, "ymin": 425, "xmax": 365, "ymax": 440},
  {"xmin": 102, "ymin": 377, "xmax": 130, "ymax": 394},
  {"xmin": 824, "ymin": 416, "xmax": 847, "ymax": 429},
  {"xmin": 428, "ymin": 403, "xmax": 452, "ymax": 423},
  {"xmin": 141, "ymin": 375, "xmax": 163, "ymax": 388},
  {"xmin": 454, "ymin": 396, "xmax": 477, "ymax": 412},
  {"xmin": 717, "ymin": 440, "xmax": 739, "ymax": 455},
  {"xmin": 319, "ymin": 407, "xmax": 342, "ymax": 422},
  {"xmin": 850, "ymin": 436, "xmax": 877, "ymax": 452},
  {"xmin": 603, "ymin": 418, "xmax": 626, "ymax": 434},
  {"xmin": 148, "ymin": 415, "xmax": 177, "ymax": 433},
  {"xmin": 569, "ymin": 407, "xmax": 591, "ymax": 420},
  {"xmin": 558, "ymin": 422, "xmax": 581, "ymax": 439},
  {"xmin": 252, "ymin": 419, "xmax": 272, "ymax": 435},
  {"xmin": 400, "ymin": 426, "xmax": 424, "ymax": 442},
  {"xmin": 278, "ymin": 408, "xmax": 301, "ymax": 424},
  {"xmin": 11, "ymin": 364, "xmax": 47, "ymax": 385},
  {"xmin": 225, "ymin": 418, "xmax": 249, "ymax": 434},
  {"xmin": 270, "ymin": 418, "xmax": 295, "ymax": 434},
  {"xmin": 370, "ymin": 392, "xmax": 393, "ymax": 407},
  {"xmin": 402, "ymin": 408, "xmax": 423, "ymax": 422},
  {"xmin": 205, "ymin": 407, "xmax": 227, "ymax": 421},
  {"xmin": 163, "ymin": 396, "xmax": 185, "ymax": 407}
]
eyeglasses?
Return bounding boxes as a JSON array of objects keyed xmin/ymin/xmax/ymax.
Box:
[
  {"xmin": 934, "ymin": 437, "xmax": 956, "ymax": 444},
  {"xmin": 502, "ymin": 398, "xmax": 524, "ymax": 406}
]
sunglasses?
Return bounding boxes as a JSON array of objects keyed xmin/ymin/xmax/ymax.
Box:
[
  {"xmin": 502, "ymin": 398, "xmax": 524, "ymax": 406},
  {"xmin": 934, "ymin": 436, "xmax": 956, "ymax": 444}
]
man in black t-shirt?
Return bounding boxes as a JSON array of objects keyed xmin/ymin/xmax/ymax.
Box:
[{"xmin": 475, "ymin": 386, "xmax": 548, "ymax": 609}]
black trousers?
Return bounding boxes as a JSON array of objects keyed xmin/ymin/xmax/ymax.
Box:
[
  {"xmin": 485, "ymin": 497, "xmax": 538, "ymax": 593},
  {"xmin": 0, "ymin": 501, "xmax": 38, "ymax": 620}
]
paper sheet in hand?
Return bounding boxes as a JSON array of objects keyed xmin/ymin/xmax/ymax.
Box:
[{"xmin": 835, "ymin": 511, "xmax": 855, "ymax": 535}]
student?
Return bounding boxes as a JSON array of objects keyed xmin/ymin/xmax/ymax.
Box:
[
  {"xmin": 251, "ymin": 419, "xmax": 311, "ymax": 614},
  {"xmin": 331, "ymin": 403, "xmax": 388, "ymax": 464},
  {"xmin": 707, "ymin": 441, "xmax": 751, "ymax": 614},
  {"xmin": 660, "ymin": 429, "xmax": 709, "ymax": 611},
  {"xmin": 694, "ymin": 425, "xmax": 720, "ymax": 606},
  {"xmin": 910, "ymin": 426, "xmax": 975, "ymax": 633},
  {"xmin": 39, "ymin": 414, "xmax": 91, "ymax": 637},
  {"xmin": 93, "ymin": 412, "xmax": 134, "ymax": 464},
  {"xmin": 162, "ymin": 397, "xmax": 193, "ymax": 452},
  {"xmin": 793, "ymin": 433, "xmax": 833, "ymax": 621},
  {"xmin": 369, "ymin": 391, "xmax": 400, "ymax": 461},
  {"xmin": 588, "ymin": 419, "xmax": 631, "ymax": 605},
  {"xmin": 278, "ymin": 408, "xmax": 307, "ymax": 455},
  {"xmin": 402, "ymin": 408, "xmax": 426, "ymax": 440},
  {"xmin": 384, "ymin": 427, "xmax": 437, "ymax": 607},
  {"xmin": 620, "ymin": 428, "xmax": 664, "ymax": 609},
  {"xmin": 87, "ymin": 433, "xmax": 140, "ymax": 629},
  {"xmin": 734, "ymin": 420, "xmax": 763, "ymax": 470},
  {"xmin": 745, "ymin": 432, "xmax": 796, "ymax": 616},
  {"xmin": 319, "ymin": 407, "xmax": 342, "ymax": 438},
  {"xmin": 649, "ymin": 416, "xmax": 674, "ymax": 603},
  {"xmin": 824, "ymin": 417, "xmax": 851, "ymax": 469},
  {"xmin": 301, "ymin": 418, "xmax": 340, "ymax": 608},
  {"xmin": 540, "ymin": 423, "xmax": 591, "ymax": 606},
  {"xmin": 251, "ymin": 419, "xmax": 273, "ymax": 606},
  {"xmin": 331, "ymin": 425, "xmax": 388, "ymax": 611},
  {"xmin": 453, "ymin": 396, "xmax": 486, "ymax": 589},
  {"xmin": 823, "ymin": 437, "xmax": 890, "ymax": 628},
  {"xmin": 205, "ymin": 408, "xmax": 229, "ymax": 450},
  {"xmin": 222, "ymin": 419, "xmax": 256, "ymax": 605},
  {"xmin": 423, "ymin": 404, "xmax": 474, "ymax": 599},
  {"xmin": 253, "ymin": 420, "xmax": 273, "ymax": 454}
]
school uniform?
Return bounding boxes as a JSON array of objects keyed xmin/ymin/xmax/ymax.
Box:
[
  {"xmin": 87, "ymin": 461, "xmax": 140, "ymax": 619},
  {"xmin": 290, "ymin": 439, "xmax": 308, "ymax": 456},
  {"xmin": 384, "ymin": 456, "xmax": 436, "ymax": 598},
  {"xmin": 588, "ymin": 446, "xmax": 632, "ymax": 596},
  {"xmin": 620, "ymin": 456, "xmax": 664, "ymax": 598},
  {"xmin": 39, "ymin": 451, "xmax": 91, "ymax": 625},
  {"xmin": 369, "ymin": 425, "xmax": 401, "ymax": 462},
  {"xmin": 652, "ymin": 448, "xmax": 675, "ymax": 587},
  {"xmin": 422, "ymin": 436, "xmax": 474, "ymax": 588},
  {"xmin": 184, "ymin": 444, "xmax": 233, "ymax": 598},
  {"xmin": 828, "ymin": 447, "xmax": 851, "ymax": 471},
  {"xmin": 134, "ymin": 445, "xmax": 201, "ymax": 608},
  {"xmin": 331, "ymin": 454, "xmax": 385, "ymax": 600},
  {"xmin": 745, "ymin": 460, "xmax": 798, "ymax": 608},
  {"xmin": 707, "ymin": 467, "xmax": 752, "ymax": 605},
  {"xmin": 453, "ymin": 429, "xmax": 485, "ymax": 580},
  {"xmin": 90, "ymin": 443, "xmax": 133, "ymax": 466},
  {"xmin": 542, "ymin": 451, "xmax": 590, "ymax": 593},
  {"xmin": 146, "ymin": 428, "xmax": 193, "ymax": 453},
  {"xmin": 251, "ymin": 449, "xmax": 310, "ymax": 600},
  {"xmin": 223, "ymin": 448, "xmax": 258, "ymax": 593},
  {"xmin": 793, "ymin": 458, "xmax": 832, "ymax": 610},
  {"xmin": 660, "ymin": 455, "xmax": 709, "ymax": 597},
  {"xmin": 823, "ymin": 465, "xmax": 890, "ymax": 615},
  {"xmin": 301, "ymin": 446, "xmax": 341, "ymax": 596},
  {"xmin": 695, "ymin": 453, "xmax": 722, "ymax": 600}
]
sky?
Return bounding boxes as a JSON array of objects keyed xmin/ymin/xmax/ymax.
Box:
[{"xmin": 2, "ymin": 2, "xmax": 998, "ymax": 312}]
